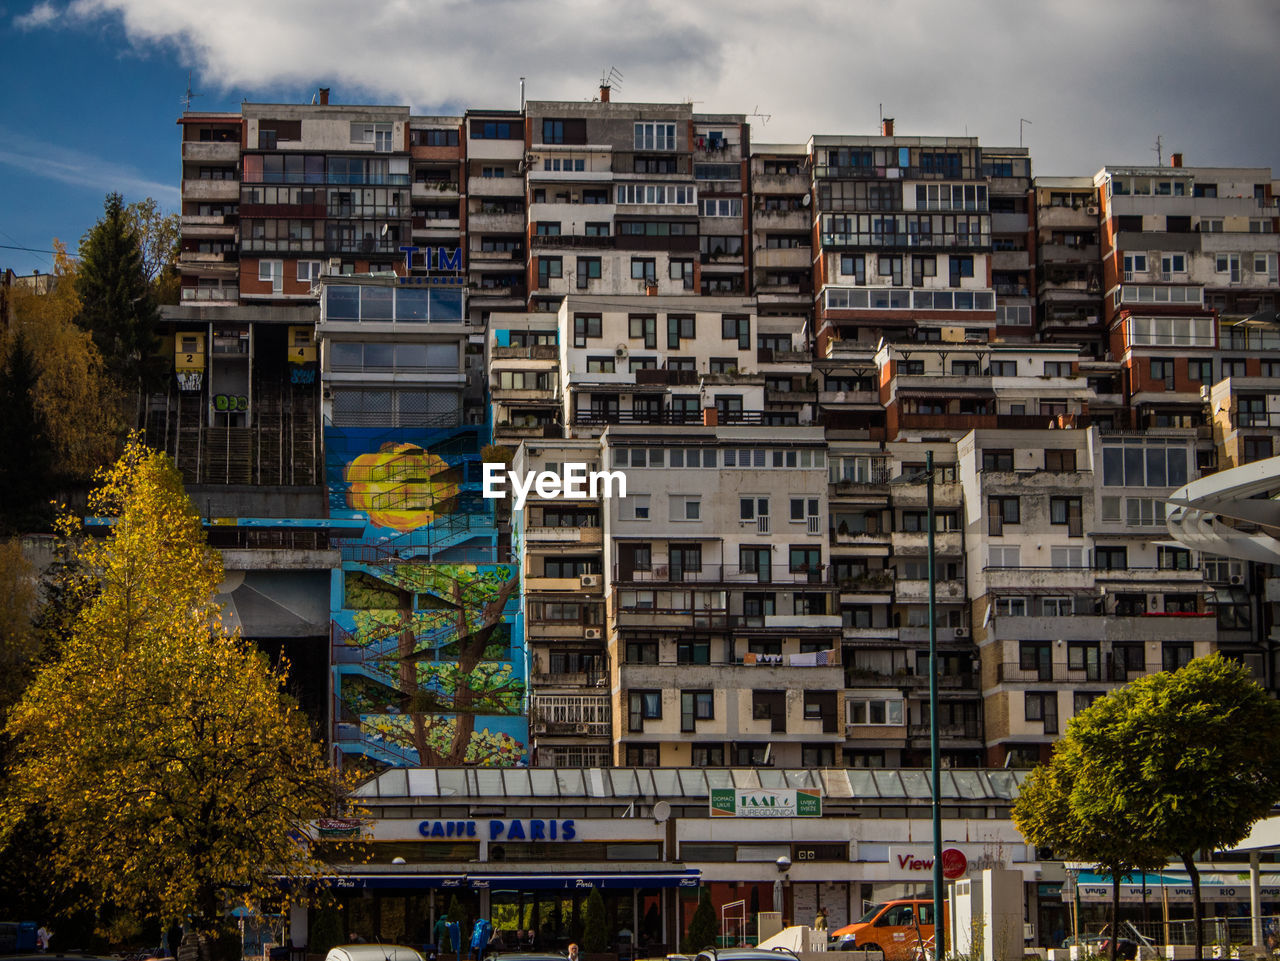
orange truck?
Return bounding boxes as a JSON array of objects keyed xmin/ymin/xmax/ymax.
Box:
[{"xmin": 830, "ymin": 899, "xmax": 949, "ymax": 960}]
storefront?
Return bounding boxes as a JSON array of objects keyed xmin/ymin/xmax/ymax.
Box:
[{"xmin": 298, "ymin": 767, "xmax": 1050, "ymax": 951}]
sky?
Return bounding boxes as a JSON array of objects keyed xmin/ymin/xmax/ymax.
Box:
[{"xmin": 2, "ymin": 0, "xmax": 1280, "ymax": 276}]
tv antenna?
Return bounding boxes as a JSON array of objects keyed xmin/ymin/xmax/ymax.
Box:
[
  {"xmin": 1153, "ymin": 134, "xmax": 1163, "ymax": 166},
  {"xmin": 748, "ymin": 104, "xmax": 771, "ymax": 127},
  {"xmin": 599, "ymin": 65, "xmax": 623, "ymax": 96},
  {"xmin": 1019, "ymin": 118, "xmax": 1032, "ymax": 148},
  {"xmin": 180, "ymin": 72, "xmax": 202, "ymax": 111}
]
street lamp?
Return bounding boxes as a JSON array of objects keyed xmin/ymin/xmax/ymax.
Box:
[{"xmin": 892, "ymin": 451, "xmax": 943, "ymax": 959}]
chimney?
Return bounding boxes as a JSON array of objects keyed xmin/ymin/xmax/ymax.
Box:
[
  {"xmin": 318, "ymin": 87, "xmax": 330, "ymax": 106},
  {"xmin": 599, "ymin": 84, "xmax": 610, "ymax": 103},
  {"xmin": 881, "ymin": 117, "xmax": 894, "ymax": 137},
  {"xmin": 1171, "ymin": 152, "xmax": 1183, "ymax": 168}
]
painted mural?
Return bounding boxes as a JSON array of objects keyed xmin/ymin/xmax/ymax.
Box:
[{"xmin": 327, "ymin": 423, "xmax": 528, "ymax": 768}]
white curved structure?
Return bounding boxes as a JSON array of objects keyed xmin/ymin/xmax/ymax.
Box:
[{"xmin": 1166, "ymin": 454, "xmax": 1280, "ymax": 563}]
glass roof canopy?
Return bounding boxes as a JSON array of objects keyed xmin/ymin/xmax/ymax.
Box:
[{"xmin": 355, "ymin": 768, "xmax": 1028, "ymax": 802}]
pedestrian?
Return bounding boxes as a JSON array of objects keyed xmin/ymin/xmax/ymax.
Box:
[
  {"xmin": 814, "ymin": 908, "xmax": 828, "ymax": 932},
  {"xmin": 37, "ymin": 926, "xmax": 50, "ymax": 953},
  {"xmin": 487, "ymin": 929, "xmax": 506, "ymax": 954},
  {"xmin": 522, "ymin": 929, "xmax": 537, "ymax": 951},
  {"xmin": 434, "ymin": 914, "xmax": 451, "ymax": 953},
  {"xmin": 567, "ymin": 943, "xmax": 580, "ymax": 961}
]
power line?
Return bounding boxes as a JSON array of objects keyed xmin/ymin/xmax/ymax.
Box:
[{"xmin": 0, "ymin": 243, "xmax": 78, "ymax": 256}]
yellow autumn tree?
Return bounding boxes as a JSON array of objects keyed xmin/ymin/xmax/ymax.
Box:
[
  {"xmin": 3, "ymin": 242, "xmax": 122, "ymax": 480},
  {"xmin": 0, "ymin": 538, "xmax": 38, "ymax": 724},
  {"xmin": 0, "ymin": 439, "xmax": 351, "ymax": 941}
]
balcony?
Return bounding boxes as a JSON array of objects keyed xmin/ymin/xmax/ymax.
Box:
[
  {"xmin": 613, "ymin": 563, "xmax": 829, "ymax": 586},
  {"xmin": 524, "ymin": 526, "xmax": 603, "ymax": 545},
  {"xmin": 182, "ymin": 179, "xmax": 239, "ymax": 201},
  {"xmin": 898, "ymin": 412, "xmax": 997, "ymax": 431},
  {"xmin": 895, "ymin": 578, "xmax": 966, "ymax": 602},
  {"xmin": 181, "ymin": 286, "xmax": 238, "ymax": 303},
  {"xmin": 469, "ymin": 176, "xmax": 525, "ymax": 198},
  {"xmin": 752, "ymin": 172, "xmax": 809, "ymax": 193},
  {"xmin": 908, "ymin": 722, "xmax": 981, "ymax": 741},
  {"xmin": 530, "ymin": 672, "xmax": 607, "ymax": 690},
  {"xmin": 753, "ymin": 208, "xmax": 810, "ymax": 230},
  {"xmin": 179, "ymin": 251, "xmax": 234, "ymax": 264},
  {"xmin": 989, "ymin": 613, "xmax": 1216, "ymax": 643},
  {"xmin": 1039, "ymin": 243, "xmax": 1100, "ymax": 264},
  {"xmin": 493, "ymin": 345, "xmax": 559, "ymax": 361},
  {"xmin": 411, "ymin": 181, "xmax": 460, "ymax": 200},
  {"xmin": 890, "ymin": 482, "xmax": 963, "ymax": 508},
  {"xmin": 531, "ymin": 234, "xmax": 616, "ymax": 250},
  {"xmin": 470, "ymin": 211, "xmax": 526, "ymax": 233},
  {"xmin": 757, "ymin": 347, "xmax": 811, "ymax": 365},
  {"xmin": 491, "ymin": 387, "xmax": 557, "ymax": 403},
  {"xmin": 754, "ymin": 247, "xmax": 812, "ymax": 270},
  {"xmin": 182, "ymin": 141, "xmax": 240, "ymax": 163},
  {"xmin": 982, "ymin": 567, "xmax": 1096, "ymax": 591},
  {"xmin": 525, "ymin": 576, "xmax": 604, "ymax": 594},
  {"xmin": 1037, "ymin": 205, "xmax": 1100, "ymax": 229},
  {"xmin": 890, "ymin": 531, "xmax": 964, "ymax": 555}
]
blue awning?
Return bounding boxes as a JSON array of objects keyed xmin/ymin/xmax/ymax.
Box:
[
  {"xmin": 467, "ymin": 872, "xmax": 700, "ymax": 890},
  {"xmin": 327, "ymin": 875, "xmax": 469, "ymax": 890}
]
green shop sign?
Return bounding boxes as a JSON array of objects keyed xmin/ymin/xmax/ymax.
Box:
[{"xmin": 709, "ymin": 788, "xmax": 822, "ymax": 817}]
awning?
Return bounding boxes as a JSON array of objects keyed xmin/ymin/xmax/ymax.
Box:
[
  {"xmin": 468, "ymin": 871, "xmax": 700, "ymax": 890},
  {"xmin": 1072, "ymin": 870, "xmax": 1280, "ymax": 903},
  {"xmin": 327, "ymin": 875, "xmax": 469, "ymax": 890}
]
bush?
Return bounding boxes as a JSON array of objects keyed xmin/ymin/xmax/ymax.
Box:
[
  {"xmin": 310, "ymin": 905, "xmax": 344, "ymax": 955},
  {"xmin": 582, "ymin": 889, "xmax": 608, "ymax": 953},
  {"xmin": 683, "ymin": 888, "xmax": 716, "ymax": 953}
]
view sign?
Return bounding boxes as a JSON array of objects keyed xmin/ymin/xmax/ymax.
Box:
[{"xmin": 709, "ymin": 787, "xmax": 822, "ymax": 817}]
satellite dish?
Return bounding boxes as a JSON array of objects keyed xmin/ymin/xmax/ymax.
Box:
[
  {"xmin": 801, "ymin": 194, "xmax": 811, "ymax": 207},
  {"xmin": 380, "ymin": 223, "xmax": 390, "ymax": 237},
  {"xmin": 653, "ymin": 801, "xmax": 671, "ymax": 823}
]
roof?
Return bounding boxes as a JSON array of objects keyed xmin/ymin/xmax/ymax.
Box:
[{"xmin": 353, "ymin": 767, "xmax": 1029, "ymax": 801}]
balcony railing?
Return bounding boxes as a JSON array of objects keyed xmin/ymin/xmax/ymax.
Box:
[{"xmin": 613, "ymin": 563, "xmax": 829, "ymax": 585}]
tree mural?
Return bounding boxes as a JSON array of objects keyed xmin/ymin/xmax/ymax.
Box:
[{"xmin": 341, "ymin": 563, "xmax": 524, "ymax": 766}]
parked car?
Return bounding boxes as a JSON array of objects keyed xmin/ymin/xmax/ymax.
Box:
[{"xmin": 828, "ymin": 900, "xmax": 947, "ymax": 961}]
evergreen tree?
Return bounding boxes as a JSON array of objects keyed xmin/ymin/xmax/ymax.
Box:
[
  {"xmin": 0, "ymin": 332, "xmax": 54, "ymax": 533},
  {"xmin": 76, "ymin": 193, "xmax": 161, "ymax": 394},
  {"xmin": 581, "ymin": 888, "xmax": 608, "ymax": 953},
  {"xmin": 683, "ymin": 888, "xmax": 717, "ymax": 953}
]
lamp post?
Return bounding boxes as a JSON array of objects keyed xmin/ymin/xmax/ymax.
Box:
[{"xmin": 926, "ymin": 450, "xmax": 943, "ymax": 961}]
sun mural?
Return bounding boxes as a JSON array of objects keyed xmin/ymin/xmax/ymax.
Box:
[{"xmin": 343, "ymin": 442, "xmax": 461, "ymax": 532}]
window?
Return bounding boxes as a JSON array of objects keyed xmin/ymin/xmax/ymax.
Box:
[
  {"xmin": 258, "ymin": 259, "xmax": 283, "ymax": 293},
  {"xmin": 1223, "ymin": 358, "xmax": 1248, "ymax": 378},
  {"xmin": 790, "ymin": 498, "xmax": 819, "ymax": 525},
  {"xmin": 990, "ymin": 360, "xmax": 1017, "ymax": 377},
  {"xmin": 1050, "ymin": 546, "xmax": 1084, "ymax": 568},
  {"xmin": 1044, "ymin": 449, "xmax": 1076, "ymax": 472},
  {"xmin": 1068, "ymin": 643, "xmax": 1102, "ymax": 681},
  {"xmin": 1150, "ymin": 358, "xmax": 1176, "ymax": 390},
  {"xmin": 789, "ymin": 547, "xmax": 821, "ymax": 575},
  {"xmin": 1162, "ymin": 644, "xmax": 1193, "ymax": 673},
  {"xmin": 472, "ymin": 120, "xmax": 516, "ymax": 139},
  {"xmin": 1161, "ymin": 253, "xmax": 1187, "ymax": 276},
  {"xmin": 677, "ymin": 640, "xmax": 711, "ymax": 665},
  {"xmin": 1122, "ymin": 253, "xmax": 1147, "ymax": 280},
  {"xmin": 1243, "ymin": 437, "xmax": 1274, "ymax": 463},
  {"xmin": 949, "ymin": 255, "xmax": 974, "ymax": 287},
  {"xmin": 573, "ymin": 313, "xmax": 601, "ymax": 348},
  {"xmin": 722, "ymin": 315, "xmax": 750, "ymax": 349},
  {"xmin": 739, "ymin": 497, "xmax": 769, "ymax": 521},
  {"xmin": 1101, "ymin": 443, "xmax": 1188, "ymax": 487},
  {"xmin": 631, "ymin": 258, "xmax": 657, "ymax": 284},
  {"xmin": 667, "ymin": 314, "xmax": 695, "ymax": 348},
  {"xmin": 586, "ymin": 357, "xmax": 615, "ymax": 374},
  {"xmin": 628, "ymin": 691, "xmax": 662, "ymax": 731},
  {"xmin": 1125, "ymin": 497, "xmax": 1166, "ymax": 527},
  {"xmin": 1047, "ymin": 497, "xmax": 1082, "ymax": 536},
  {"xmin": 841, "ymin": 254, "xmax": 866, "ymax": 283},
  {"xmin": 1095, "ymin": 546, "xmax": 1128, "ymax": 571},
  {"xmin": 1042, "ymin": 597, "xmax": 1073, "ymax": 617},
  {"xmin": 952, "ymin": 360, "xmax": 980, "ymax": 376},
  {"xmin": 296, "ymin": 260, "xmax": 322, "ymax": 283},
  {"xmin": 701, "ymin": 198, "xmax": 743, "ymax": 217},
  {"xmin": 1188, "ymin": 358, "xmax": 1214, "ymax": 383},
  {"xmin": 692, "ymin": 744, "xmax": 725, "ymax": 767},
  {"xmin": 670, "ymin": 496, "xmax": 702, "ymax": 522},
  {"xmin": 615, "ymin": 183, "xmax": 696, "ymax": 205},
  {"xmin": 680, "ymin": 691, "xmax": 714, "ymax": 732},
  {"xmin": 988, "ymin": 545, "xmax": 1021, "ymax": 568},
  {"xmin": 846, "ymin": 697, "xmax": 904, "ymax": 726},
  {"xmin": 634, "ymin": 122, "xmax": 678, "ymax": 151},
  {"xmin": 988, "ymin": 496, "xmax": 1020, "ymax": 535},
  {"xmin": 1025, "ymin": 693, "xmax": 1059, "ymax": 733},
  {"xmin": 537, "ymin": 256, "xmax": 562, "ymax": 286},
  {"xmin": 569, "ymin": 256, "xmax": 602, "ymax": 289},
  {"xmin": 982, "ymin": 449, "xmax": 1014, "ymax": 471}
]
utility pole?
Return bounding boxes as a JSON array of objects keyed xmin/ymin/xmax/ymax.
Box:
[{"xmin": 1153, "ymin": 135, "xmax": 1164, "ymax": 166}]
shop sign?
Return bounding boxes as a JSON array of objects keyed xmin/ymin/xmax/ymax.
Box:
[
  {"xmin": 888, "ymin": 846, "xmax": 972, "ymax": 879},
  {"xmin": 316, "ymin": 817, "xmax": 368, "ymax": 840},
  {"xmin": 417, "ymin": 818, "xmax": 577, "ymax": 841},
  {"xmin": 709, "ymin": 788, "xmax": 822, "ymax": 818}
]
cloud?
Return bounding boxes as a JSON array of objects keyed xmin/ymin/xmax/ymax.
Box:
[
  {"xmin": 23, "ymin": 0, "xmax": 1280, "ymax": 175},
  {"xmin": 14, "ymin": 0, "xmax": 56, "ymax": 27},
  {"xmin": 0, "ymin": 127, "xmax": 180, "ymax": 203}
]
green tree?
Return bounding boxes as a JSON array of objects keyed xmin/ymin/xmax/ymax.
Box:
[
  {"xmin": 309, "ymin": 904, "xmax": 345, "ymax": 956},
  {"xmin": 581, "ymin": 888, "xmax": 608, "ymax": 953},
  {"xmin": 1013, "ymin": 732, "xmax": 1164, "ymax": 961},
  {"xmin": 0, "ymin": 440, "xmax": 351, "ymax": 948},
  {"xmin": 683, "ymin": 887, "xmax": 717, "ymax": 953},
  {"xmin": 122, "ymin": 197, "xmax": 181, "ymax": 304},
  {"xmin": 1075, "ymin": 655, "xmax": 1280, "ymax": 959},
  {"xmin": 76, "ymin": 193, "xmax": 161, "ymax": 395},
  {"xmin": 0, "ymin": 332, "xmax": 54, "ymax": 533}
]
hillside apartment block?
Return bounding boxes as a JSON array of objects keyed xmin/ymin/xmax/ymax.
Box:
[{"xmin": 152, "ymin": 87, "xmax": 1280, "ymax": 770}]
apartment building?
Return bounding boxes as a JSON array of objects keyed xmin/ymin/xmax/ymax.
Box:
[
  {"xmin": 982, "ymin": 147, "xmax": 1034, "ymax": 344},
  {"xmin": 601, "ymin": 425, "xmax": 840, "ymax": 768},
  {"xmin": 1033, "ymin": 177, "xmax": 1103, "ymax": 355},
  {"xmin": 812, "ymin": 124, "xmax": 996, "ymax": 357}
]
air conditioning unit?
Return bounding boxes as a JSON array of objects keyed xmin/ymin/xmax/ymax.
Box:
[
  {"xmin": 1085, "ymin": 205, "xmax": 1100, "ymax": 216},
  {"xmin": 954, "ymin": 627, "xmax": 969, "ymax": 639},
  {"xmin": 584, "ymin": 627, "xmax": 603, "ymax": 640},
  {"xmin": 615, "ymin": 344, "xmax": 629, "ymax": 359},
  {"xmin": 1229, "ymin": 574, "xmax": 1243, "ymax": 585},
  {"xmin": 580, "ymin": 574, "xmax": 601, "ymax": 588}
]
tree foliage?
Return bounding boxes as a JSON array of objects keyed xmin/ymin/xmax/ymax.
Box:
[
  {"xmin": 683, "ymin": 887, "xmax": 717, "ymax": 953},
  {"xmin": 582, "ymin": 888, "xmax": 608, "ymax": 953},
  {"xmin": 76, "ymin": 193, "xmax": 161, "ymax": 390},
  {"xmin": 0, "ymin": 331, "xmax": 54, "ymax": 532},
  {"xmin": 3, "ymin": 242, "xmax": 121, "ymax": 482},
  {"xmin": 122, "ymin": 197, "xmax": 181, "ymax": 293},
  {"xmin": 0, "ymin": 539, "xmax": 39, "ymax": 726},
  {"xmin": 0, "ymin": 439, "xmax": 350, "ymax": 932}
]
